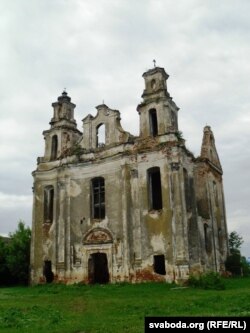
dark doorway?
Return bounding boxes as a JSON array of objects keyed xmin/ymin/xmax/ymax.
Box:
[
  {"xmin": 153, "ymin": 255, "xmax": 166, "ymax": 275},
  {"xmin": 43, "ymin": 260, "xmax": 54, "ymax": 283},
  {"xmin": 88, "ymin": 253, "xmax": 109, "ymax": 284}
]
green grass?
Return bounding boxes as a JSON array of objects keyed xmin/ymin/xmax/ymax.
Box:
[{"xmin": 0, "ymin": 278, "xmax": 250, "ymax": 333}]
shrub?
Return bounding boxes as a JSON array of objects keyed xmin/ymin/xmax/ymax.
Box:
[{"xmin": 188, "ymin": 272, "xmax": 225, "ymax": 290}]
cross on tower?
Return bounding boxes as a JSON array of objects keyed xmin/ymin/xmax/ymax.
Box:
[{"xmin": 153, "ymin": 59, "xmax": 156, "ymax": 68}]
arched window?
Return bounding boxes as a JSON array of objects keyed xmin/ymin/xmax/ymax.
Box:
[
  {"xmin": 96, "ymin": 123, "xmax": 106, "ymax": 147},
  {"xmin": 149, "ymin": 109, "xmax": 158, "ymax": 136},
  {"xmin": 148, "ymin": 167, "xmax": 162, "ymax": 210},
  {"xmin": 92, "ymin": 177, "xmax": 105, "ymax": 219},
  {"xmin": 44, "ymin": 185, "xmax": 54, "ymax": 223},
  {"xmin": 51, "ymin": 135, "xmax": 58, "ymax": 160}
]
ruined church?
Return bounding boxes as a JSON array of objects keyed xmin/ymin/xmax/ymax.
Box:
[{"xmin": 30, "ymin": 66, "xmax": 229, "ymax": 284}]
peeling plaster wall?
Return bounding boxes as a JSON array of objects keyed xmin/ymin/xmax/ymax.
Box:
[{"xmin": 31, "ymin": 144, "xmax": 199, "ymax": 284}]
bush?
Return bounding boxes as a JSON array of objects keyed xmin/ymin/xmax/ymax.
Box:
[{"xmin": 188, "ymin": 272, "xmax": 225, "ymax": 290}]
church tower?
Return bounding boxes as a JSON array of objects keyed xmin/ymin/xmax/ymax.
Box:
[
  {"xmin": 42, "ymin": 91, "xmax": 82, "ymax": 162},
  {"xmin": 137, "ymin": 67, "xmax": 179, "ymax": 138}
]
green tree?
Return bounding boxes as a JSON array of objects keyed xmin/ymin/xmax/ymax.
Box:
[
  {"xmin": 228, "ymin": 231, "xmax": 243, "ymax": 253},
  {"xmin": 225, "ymin": 231, "xmax": 249, "ymax": 276},
  {"xmin": 6, "ymin": 221, "xmax": 31, "ymax": 285}
]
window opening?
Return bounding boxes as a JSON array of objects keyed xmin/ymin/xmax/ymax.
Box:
[
  {"xmin": 92, "ymin": 177, "xmax": 105, "ymax": 219},
  {"xmin": 96, "ymin": 123, "xmax": 106, "ymax": 147},
  {"xmin": 148, "ymin": 167, "xmax": 163, "ymax": 210},
  {"xmin": 149, "ymin": 109, "xmax": 158, "ymax": 136},
  {"xmin": 153, "ymin": 255, "xmax": 166, "ymax": 275},
  {"xmin": 44, "ymin": 186, "xmax": 54, "ymax": 223},
  {"xmin": 51, "ymin": 135, "xmax": 58, "ymax": 160}
]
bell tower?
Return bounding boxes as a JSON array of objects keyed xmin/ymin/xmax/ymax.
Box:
[
  {"xmin": 137, "ymin": 66, "xmax": 179, "ymax": 138},
  {"xmin": 41, "ymin": 91, "xmax": 82, "ymax": 162}
]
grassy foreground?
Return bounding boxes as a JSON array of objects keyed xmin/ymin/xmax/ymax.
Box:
[{"xmin": 0, "ymin": 278, "xmax": 250, "ymax": 333}]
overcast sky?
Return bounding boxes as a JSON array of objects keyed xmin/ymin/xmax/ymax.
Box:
[{"xmin": 0, "ymin": 0, "xmax": 249, "ymax": 257}]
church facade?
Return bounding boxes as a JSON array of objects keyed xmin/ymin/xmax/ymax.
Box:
[{"xmin": 30, "ymin": 66, "xmax": 229, "ymax": 284}]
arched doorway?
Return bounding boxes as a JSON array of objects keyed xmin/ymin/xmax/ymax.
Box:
[
  {"xmin": 88, "ymin": 252, "xmax": 109, "ymax": 284},
  {"xmin": 83, "ymin": 228, "xmax": 113, "ymax": 284}
]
